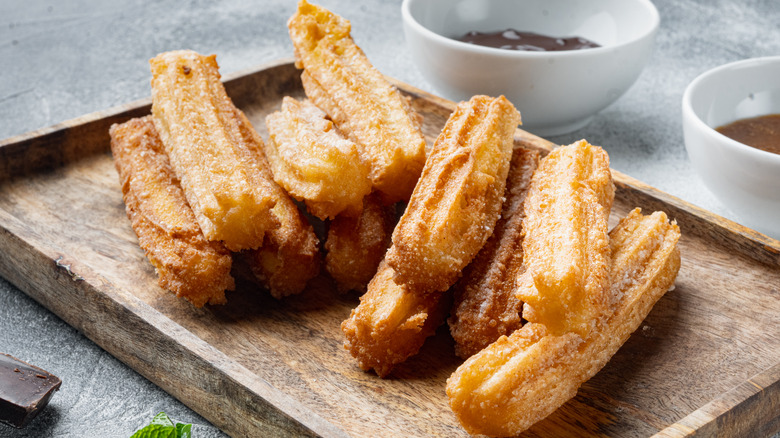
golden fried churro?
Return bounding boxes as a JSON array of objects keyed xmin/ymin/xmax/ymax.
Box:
[
  {"xmin": 448, "ymin": 147, "xmax": 539, "ymax": 359},
  {"xmin": 150, "ymin": 50, "xmax": 280, "ymax": 251},
  {"xmin": 516, "ymin": 140, "xmax": 615, "ymax": 337},
  {"xmin": 385, "ymin": 95, "xmax": 520, "ymax": 292},
  {"xmin": 341, "ymin": 262, "xmax": 449, "ymax": 377},
  {"xmin": 289, "ymin": 0, "xmax": 427, "ymax": 204},
  {"xmin": 325, "ymin": 193, "xmax": 395, "ymax": 292},
  {"xmin": 265, "ymin": 97, "xmax": 371, "ymax": 220},
  {"xmin": 446, "ymin": 209, "xmax": 681, "ymax": 436},
  {"xmin": 233, "ymin": 108, "xmax": 321, "ymax": 299},
  {"xmin": 110, "ymin": 116, "xmax": 234, "ymax": 307}
]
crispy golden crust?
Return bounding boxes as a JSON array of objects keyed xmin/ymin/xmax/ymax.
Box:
[
  {"xmin": 289, "ymin": 0, "xmax": 427, "ymax": 204},
  {"xmin": 234, "ymin": 108, "xmax": 322, "ymax": 299},
  {"xmin": 150, "ymin": 50, "xmax": 280, "ymax": 251},
  {"xmin": 448, "ymin": 147, "xmax": 539, "ymax": 359},
  {"xmin": 109, "ymin": 116, "xmax": 234, "ymax": 307},
  {"xmin": 516, "ymin": 140, "xmax": 615, "ymax": 337},
  {"xmin": 385, "ymin": 95, "xmax": 520, "ymax": 292},
  {"xmin": 242, "ymin": 199, "xmax": 321, "ymax": 299},
  {"xmin": 448, "ymin": 324, "xmax": 582, "ymax": 437},
  {"xmin": 265, "ymin": 97, "xmax": 372, "ymax": 220},
  {"xmin": 341, "ymin": 262, "xmax": 449, "ymax": 377},
  {"xmin": 325, "ymin": 193, "xmax": 395, "ymax": 292},
  {"xmin": 446, "ymin": 209, "xmax": 681, "ymax": 436},
  {"xmin": 243, "ymin": 234, "xmax": 320, "ymax": 299}
]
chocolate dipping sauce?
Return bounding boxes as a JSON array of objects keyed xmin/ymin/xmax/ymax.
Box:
[
  {"xmin": 458, "ymin": 29, "xmax": 601, "ymax": 52},
  {"xmin": 716, "ymin": 114, "xmax": 780, "ymax": 155}
]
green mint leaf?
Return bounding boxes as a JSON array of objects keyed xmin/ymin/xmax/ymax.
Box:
[
  {"xmin": 176, "ymin": 422, "xmax": 192, "ymax": 438},
  {"xmin": 130, "ymin": 412, "xmax": 193, "ymax": 438},
  {"xmin": 150, "ymin": 412, "xmax": 175, "ymax": 428},
  {"xmin": 129, "ymin": 423, "xmax": 176, "ymax": 438}
]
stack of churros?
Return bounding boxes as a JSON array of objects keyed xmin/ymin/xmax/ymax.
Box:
[
  {"xmin": 341, "ymin": 94, "xmax": 521, "ymax": 376},
  {"xmin": 111, "ymin": 49, "xmax": 321, "ymax": 305},
  {"xmin": 446, "ymin": 142, "xmax": 681, "ymax": 436},
  {"xmin": 110, "ymin": 116, "xmax": 235, "ymax": 307},
  {"xmin": 288, "ymin": 0, "xmax": 427, "ymax": 205},
  {"xmin": 282, "ymin": 0, "xmax": 431, "ymax": 293},
  {"xmin": 109, "ymin": 1, "xmax": 682, "ymax": 435},
  {"xmin": 279, "ymin": 5, "xmax": 681, "ymax": 435}
]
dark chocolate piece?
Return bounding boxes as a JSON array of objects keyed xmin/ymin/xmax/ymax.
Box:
[{"xmin": 0, "ymin": 353, "xmax": 61, "ymax": 428}]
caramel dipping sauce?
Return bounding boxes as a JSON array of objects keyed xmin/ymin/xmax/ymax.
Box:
[
  {"xmin": 458, "ymin": 29, "xmax": 600, "ymax": 52},
  {"xmin": 716, "ymin": 114, "xmax": 780, "ymax": 155}
]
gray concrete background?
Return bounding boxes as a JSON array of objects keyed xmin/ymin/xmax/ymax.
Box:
[{"xmin": 0, "ymin": 0, "xmax": 778, "ymax": 436}]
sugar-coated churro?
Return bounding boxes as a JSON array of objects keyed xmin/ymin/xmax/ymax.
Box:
[
  {"xmin": 516, "ymin": 140, "xmax": 615, "ymax": 337},
  {"xmin": 241, "ymin": 199, "xmax": 321, "ymax": 299},
  {"xmin": 386, "ymin": 95, "xmax": 520, "ymax": 292},
  {"xmin": 341, "ymin": 262, "xmax": 449, "ymax": 377},
  {"xmin": 233, "ymin": 107, "xmax": 321, "ymax": 298},
  {"xmin": 150, "ymin": 50, "xmax": 280, "ymax": 251},
  {"xmin": 265, "ymin": 97, "xmax": 371, "ymax": 220}
]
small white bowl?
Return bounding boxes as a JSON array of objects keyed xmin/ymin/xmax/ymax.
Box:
[
  {"xmin": 401, "ymin": 0, "xmax": 659, "ymax": 136},
  {"xmin": 682, "ymin": 56, "xmax": 780, "ymax": 240}
]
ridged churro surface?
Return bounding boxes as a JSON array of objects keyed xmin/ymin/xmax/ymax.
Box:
[
  {"xmin": 341, "ymin": 262, "xmax": 449, "ymax": 377},
  {"xmin": 110, "ymin": 116, "xmax": 234, "ymax": 307},
  {"xmin": 265, "ymin": 97, "xmax": 371, "ymax": 220},
  {"xmin": 448, "ymin": 147, "xmax": 539, "ymax": 359},
  {"xmin": 289, "ymin": 0, "xmax": 427, "ymax": 204},
  {"xmin": 386, "ymin": 95, "xmax": 520, "ymax": 292},
  {"xmin": 150, "ymin": 50, "xmax": 279, "ymax": 251},
  {"xmin": 447, "ymin": 209, "xmax": 681, "ymax": 436},
  {"xmin": 516, "ymin": 140, "xmax": 615, "ymax": 337}
]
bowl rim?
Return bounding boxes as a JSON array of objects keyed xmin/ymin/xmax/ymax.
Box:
[
  {"xmin": 401, "ymin": 0, "xmax": 660, "ymax": 58},
  {"xmin": 681, "ymin": 55, "xmax": 780, "ymax": 163}
]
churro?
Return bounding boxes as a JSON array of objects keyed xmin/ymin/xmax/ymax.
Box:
[
  {"xmin": 448, "ymin": 147, "xmax": 539, "ymax": 359},
  {"xmin": 516, "ymin": 140, "xmax": 615, "ymax": 337},
  {"xmin": 289, "ymin": 0, "xmax": 427, "ymax": 204},
  {"xmin": 265, "ymin": 97, "xmax": 371, "ymax": 220},
  {"xmin": 386, "ymin": 95, "xmax": 520, "ymax": 292},
  {"xmin": 150, "ymin": 50, "xmax": 279, "ymax": 251},
  {"xmin": 109, "ymin": 116, "xmax": 234, "ymax": 307}
]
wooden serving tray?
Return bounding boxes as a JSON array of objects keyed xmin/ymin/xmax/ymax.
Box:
[{"xmin": 1, "ymin": 58, "xmax": 778, "ymax": 438}]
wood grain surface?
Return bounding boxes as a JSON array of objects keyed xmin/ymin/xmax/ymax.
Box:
[{"xmin": 0, "ymin": 58, "xmax": 778, "ymax": 437}]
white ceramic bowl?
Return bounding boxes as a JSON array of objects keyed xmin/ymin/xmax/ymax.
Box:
[
  {"xmin": 401, "ymin": 0, "xmax": 659, "ymax": 136},
  {"xmin": 682, "ymin": 56, "xmax": 780, "ymax": 240}
]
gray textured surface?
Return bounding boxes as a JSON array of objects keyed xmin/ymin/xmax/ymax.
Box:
[{"xmin": 0, "ymin": 0, "xmax": 778, "ymax": 437}]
